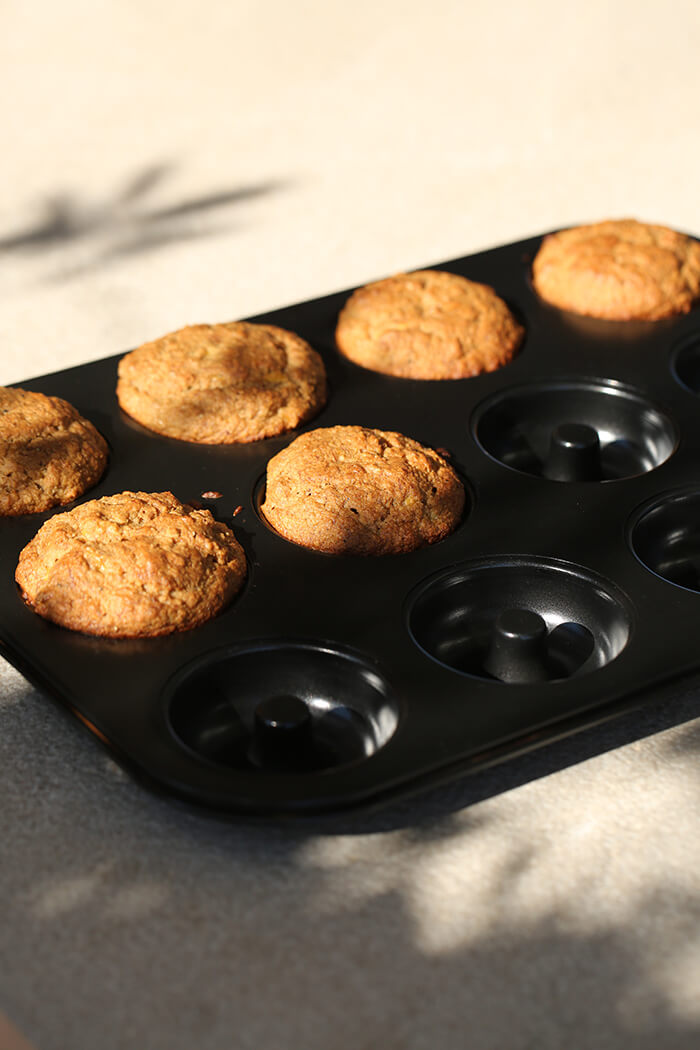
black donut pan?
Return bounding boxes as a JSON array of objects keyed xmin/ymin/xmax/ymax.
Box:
[{"xmin": 3, "ymin": 231, "xmax": 700, "ymax": 817}]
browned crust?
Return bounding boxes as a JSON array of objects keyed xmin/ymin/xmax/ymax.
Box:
[
  {"xmin": 531, "ymin": 219, "xmax": 700, "ymax": 321},
  {"xmin": 335, "ymin": 270, "xmax": 524, "ymax": 379},
  {"xmin": 0, "ymin": 386, "xmax": 108, "ymax": 516},
  {"xmin": 116, "ymin": 321, "xmax": 327, "ymax": 443},
  {"xmin": 15, "ymin": 490, "xmax": 247, "ymax": 637},
  {"xmin": 261, "ymin": 425, "xmax": 465, "ymax": 555}
]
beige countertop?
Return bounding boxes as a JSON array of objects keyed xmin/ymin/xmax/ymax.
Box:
[{"xmin": 2, "ymin": 2, "xmax": 700, "ymax": 1047}]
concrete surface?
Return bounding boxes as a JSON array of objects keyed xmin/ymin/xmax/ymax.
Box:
[{"xmin": 2, "ymin": 2, "xmax": 700, "ymax": 1048}]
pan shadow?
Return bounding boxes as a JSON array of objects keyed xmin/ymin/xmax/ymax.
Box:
[{"xmin": 2, "ymin": 677, "xmax": 700, "ymax": 1050}]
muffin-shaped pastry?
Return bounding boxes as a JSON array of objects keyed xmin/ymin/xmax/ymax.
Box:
[
  {"xmin": 15, "ymin": 491, "xmax": 247, "ymax": 637},
  {"xmin": 117, "ymin": 321, "xmax": 327, "ymax": 443},
  {"xmin": 0, "ymin": 386, "xmax": 108, "ymax": 516},
  {"xmin": 532, "ymin": 219, "xmax": 700, "ymax": 321},
  {"xmin": 335, "ymin": 269, "xmax": 523, "ymax": 379},
  {"xmin": 261, "ymin": 425, "xmax": 465, "ymax": 555}
]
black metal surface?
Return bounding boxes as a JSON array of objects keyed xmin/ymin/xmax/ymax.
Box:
[{"xmin": 2, "ymin": 232, "xmax": 700, "ymax": 816}]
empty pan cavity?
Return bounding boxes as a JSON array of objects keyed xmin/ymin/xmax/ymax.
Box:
[
  {"xmin": 671, "ymin": 333, "xmax": 700, "ymax": 395},
  {"xmin": 407, "ymin": 556, "xmax": 631, "ymax": 683},
  {"xmin": 630, "ymin": 489, "xmax": 700, "ymax": 593},
  {"xmin": 165, "ymin": 642, "xmax": 399, "ymax": 773},
  {"xmin": 473, "ymin": 379, "xmax": 677, "ymax": 482}
]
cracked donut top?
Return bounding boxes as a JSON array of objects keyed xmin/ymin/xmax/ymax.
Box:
[
  {"xmin": 15, "ymin": 490, "xmax": 247, "ymax": 637},
  {"xmin": 335, "ymin": 269, "xmax": 524, "ymax": 379},
  {"xmin": 532, "ymin": 219, "xmax": 700, "ymax": 321},
  {"xmin": 116, "ymin": 321, "xmax": 327, "ymax": 443},
  {"xmin": 0, "ymin": 386, "xmax": 108, "ymax": 516},
  {"xmin": 261, "ymin": 425, "xmax": 465, "ymax": 555}
]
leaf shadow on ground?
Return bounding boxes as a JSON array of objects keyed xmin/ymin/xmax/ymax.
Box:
[
  {"xmin": 2, "ymin": 677, "xmax": 700, "ymax": 1049},
  {"xmin": 0, "ymin": 161, "xmax": 287, "ymax": 279},
  {"xmin": 308, "ymin": 680, "xmax": 700, "ymax": 838}
]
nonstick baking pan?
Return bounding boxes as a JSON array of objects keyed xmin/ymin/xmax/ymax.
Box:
[{"xmin": 3, "ymin": 231, "xmax": 700, "ymax": 817}]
